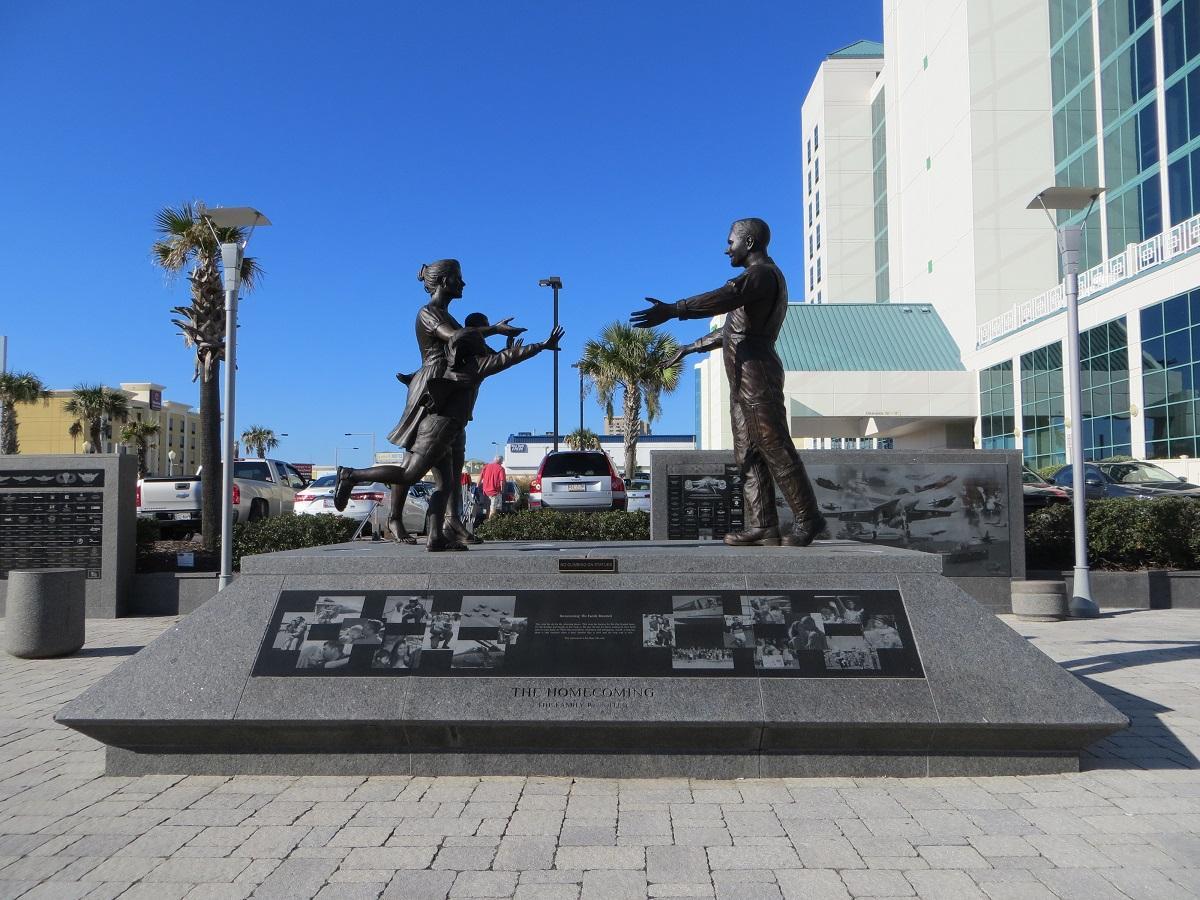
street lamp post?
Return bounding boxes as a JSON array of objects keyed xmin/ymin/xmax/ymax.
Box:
[
  {"xmin": 1028, "ymin": 186, "xmax": 1105, "ymax": 618},
  {"xmin": 345, "ymin": 432, "xmax": 377, "ymax": 463},
  {"xmin": 335, "ymin": 446, "xmax": 359, "ymax": 468},
  {"xmin": 203, "ymin": 207, "xmax": 270, "ymax": 592},
  {"xmin": 538, "ymin": 277, "xmax": 563, "ymax": 451}
]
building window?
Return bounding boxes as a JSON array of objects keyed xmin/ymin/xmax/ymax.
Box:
[
  {"xmin": 816, "ymin": 258, "xmax": 822, "ymax": 283},
  {"xmin": 1106, "ymin": 171, "xmax": 1163, "ymax": 248},
  {"xmin": 1163, "ymin": 0, "xmax": 1200, "ymax": 78},
  {"xmin": 806, "ymin": 139, "xmax": 811, "ymax": 162},
  {"xmin": 1100, "ymin": 27, "xmax": 1157, "ymax": 128},
  {"xmin": 1165, "ymin": 66, "xmax": 1200, "ymax": 154},
  {"xmin": 979, "ymin": 361, "xmax": 1016, "ymax": 450},
  {"xmin": 1080, "ymin": 317, "xmax": 1133, "ymax": 459},
  {"xmin": 815, "ymin": 192, "xmax": 820, "ymax": 216},
  {"xmin": 813, "ymin": 124, "xmax": 819, "ymax": 150},
  {"xmin": 1098, "ymin": 0, "xmax": 1154, "ymax": 63},
  {"xmin": 807, "ymin": 169, "xmax": 812, "ymax": 193},
  {"xmin": 1142, "ymin": 289, "xmax": 1200, "ymax": 458},
  {"xmin": 815, "ymin": 224, "xmax": 821, "ymax": 249},
  {"xmin": 808, "ymin": 234, "xmax": 813, "ymax": 258},
  {"xmin": 1103, "ymin": 99, "xmax": 1158, "ymax": 187},
  {"xmin": 814, "ymin": 157, "xmax": 820, "ymax": 183},
  {"xmin": 1169, "ymin": 143, "xmax": 1200, "ymax": 223},
  {"xmin": 808, "ymin": 203, "xmax": 813, "ymax": 225},
  {"xmin": 809, "ymin": 267, "xmax": 814, "ymax": 291},
  {"xmin": 872, "ymin": 88, "xmax": 890, "ymax": 302},
  {"xmin": 1021, "ymin": 342, "xmax": 1066, "ymax": 469}
]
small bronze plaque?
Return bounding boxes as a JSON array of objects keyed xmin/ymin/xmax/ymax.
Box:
[{"xmin": 558, "ymin": 557, "xmax": 618, "ymax": 574}]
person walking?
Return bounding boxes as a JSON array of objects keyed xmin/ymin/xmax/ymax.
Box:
[{"xmin": 480, "ymin": 455, "xmax": 507, "ymax": 519}]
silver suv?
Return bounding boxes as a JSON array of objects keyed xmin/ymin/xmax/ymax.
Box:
[{"xmin": 529, "ymin": 451, "xmax": 628, "ymax": 512}]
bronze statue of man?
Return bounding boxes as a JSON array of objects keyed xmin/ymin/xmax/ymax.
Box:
[{"xmin": 630, "ymin": 218, "xmax": 825, "ymax": 547}]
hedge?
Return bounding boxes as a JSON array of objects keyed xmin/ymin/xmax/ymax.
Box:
[
  {"xmin": 1025, "ymin": 498, "xmax": 1200, "ymax": 571},
  {"xmin": 232, "ymin": 513, "xmax": 359, "ymax": 569},
  {"xmin": 476, "ymin": 509, "xmax": 650, "ymax": 542}
]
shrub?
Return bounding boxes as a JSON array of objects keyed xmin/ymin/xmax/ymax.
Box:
[
  {"xmin": 135, "ymin": 516, "xmax": 160, "ymax": 550},
  {"xmin": 1024, "ymin": 498, "xmax": 1200, "ymax": 571},
  {"xmin": 232, "ymin": 513, "xmax": 358, "ymax": 569},
  {"xmin": 476, "ymin": 509, "xmax": 650, "ymax": 542}
]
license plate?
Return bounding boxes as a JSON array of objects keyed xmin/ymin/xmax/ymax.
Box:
[
  {"xmin": 171, "ymin": 513, "xmax": 190, "ymax": 520},
  {"xmin": 569, "ymin": 483, "xmax": 586, "ymax": 492}
]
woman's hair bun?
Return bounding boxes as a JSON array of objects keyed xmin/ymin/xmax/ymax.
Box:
[{"xmin": 417, "ymin": 263, "xmax": 428, "ymax": 282}]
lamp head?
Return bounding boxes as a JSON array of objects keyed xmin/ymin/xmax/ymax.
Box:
[{"xmin": 538, "ymin": 277, "xmax": 563, "ymax": 289}]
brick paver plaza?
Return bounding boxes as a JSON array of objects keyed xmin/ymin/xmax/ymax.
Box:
[{"xmin": 1, "ymin": 610, "xmax": 1199, "ymax": 899}]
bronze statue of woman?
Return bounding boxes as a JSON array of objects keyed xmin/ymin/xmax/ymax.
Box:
[{"xmin": 335, "ymin": 259, "xmax": 558, "ymax": 551}]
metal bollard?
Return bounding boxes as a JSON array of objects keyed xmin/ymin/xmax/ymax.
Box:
[{"xmin": 4, "ymin": 569, "xmax": 86, "ymax": 658}]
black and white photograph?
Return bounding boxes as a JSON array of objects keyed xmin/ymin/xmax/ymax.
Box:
[
  {"xmin": 425, "ymin": 612, "xmax": 459, "ymax": 649},
  {"xmin": 384, "ymin": 595, "xmax": 433, "ymax": 626},
  {"xmin": 723, "ymin": 616, "xmax": 753, "ymax": 649},
  {"xmin": 642, "ymin": 614, "xmax": 675, "ymax": 647},
  {"xmin": 864, "ymin": 614, "xmax": 904, "ymax": 650},
  {"xmin": 450, "ymin": 638, "xmax": 506, "ymax": 670},
  {"xmin": 312, "ymin": 595, "xmax": 365, "ymax": 624},
  {"xmin": 498, "ymin": 616, "xmax": 527, "ymax": 646},
  {"xmin": 672, "ymin": 619, "xmax": 733, "ymax": 669},
  {"xmin": 742, "ymin": 595, "xmax": 789, "ymax": 624},
  {"xmin": 459, "ymin": 596, "xmax": 516, "ymax": 628},
  {"xmin": 295, "ymin": 639, "xmax": 351, "ymax": 670},
  {"xmin": 786, "ymin": 613, "xmax": 829, "ymax": 652},
  {"xmin": 809, "ymin": 595, "xmax": 866, "ymax": 625},
  {"xmin": 373, "ymin": 634, "xmax": 426, "ymax": 670},
  {"xmin": 672, "ymin": 595, "xmax": 724, "ymax": 619},
  {"xmin": 755, "ymin": 637, "xmax": 797, "ymax": 669},
  {"xmin": 807, "ymin": 462, "xmax": 1011, "ymax": 576},
  {"xmin": 336, "ymin": 618, "xmax": 384, "ymax": 645},
  {"xmin": 823, "ymin": 634, "xmax": 882, "ymax": 671},
  {"xmin": 271, "ymin": 615, "xmax": 309, "ymax": 651}
]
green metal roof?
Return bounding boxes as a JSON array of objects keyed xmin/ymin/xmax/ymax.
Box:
[
  {"xmin": 827, "ymin": 40, "xmax": 884, "ymax": 59},
  {"xmin": 775, "ymin": 303, "xmax": 965, "ymax": 372}
]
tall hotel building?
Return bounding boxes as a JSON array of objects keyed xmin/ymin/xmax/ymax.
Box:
[{"xmin": 787, "ymin": 0, "xmax": 1200, "ymax": 478}]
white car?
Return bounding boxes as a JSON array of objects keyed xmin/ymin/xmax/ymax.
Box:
[
  {"xmin": 294, "ymin": 475, "xmax": 429, "ymax": 536},
  {"xmin": 625, "ymin": 477, "xmax": 651, "ymax": 513},
  {"xmin": 529, "ymin": 450, "xmax": 627, "ymax": 512}
]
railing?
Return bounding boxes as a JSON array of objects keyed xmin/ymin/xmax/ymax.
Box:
[{"xmin": 976, "ymin": 212, "xmax": 1200, "ymax": 347}]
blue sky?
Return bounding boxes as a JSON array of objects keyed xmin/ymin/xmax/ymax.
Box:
[{"xmin": 0, "ymin": 1, "xmax": 882, "ymax": 469}]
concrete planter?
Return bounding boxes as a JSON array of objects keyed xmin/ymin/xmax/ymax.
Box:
[{"xmin": 1011, "ymin": 580, "xmax": 1069, "ymax": 621}]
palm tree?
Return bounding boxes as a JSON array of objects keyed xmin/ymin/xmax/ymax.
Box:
[
  {"xmin": 63, "ymin": 385, "xmax": 129, "ymax": 453},
  {"xmin": 564, "ymin": 427, "xmax": 601, "ymax": 451},
  {"xmin": 68, "ymin": 421, "xmax": 83, "ymax": 454},
  {"xmin": 152, "ymin": 201, "xmax": 263, "ymax": 551},
  {"xmin": 0, "ymin": 371, "xmax": 49, "ymax": 455},
  {"xmin": 578, "ymin": 323, "xmax": 682, "ymax": 479},
  {"xmin": 120, "ymin": 421, "xmax": 160, "ymax": 477},
  {"xmin": 240, "ymin": 425, "xmax": 278, "ymax": 459}
]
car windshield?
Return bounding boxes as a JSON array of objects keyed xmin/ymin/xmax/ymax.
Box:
[
  {"xmin": 630, "ymin": 480, "xmax": 651, "ymax": 491},
  {"xmin": 310, "ymin": 475, "xmax": 336, "ymax": 487},
  {"xmin": 1100, "ymin": 462, "xmax": 1181, "ymax": 484},
  {"xmin": 1022, "ymin": 468, "xmax": 1047, "ymax": 485},
  {"xmin": 541, "ymin": 454, "xmax": 609, "ymax": 477}
]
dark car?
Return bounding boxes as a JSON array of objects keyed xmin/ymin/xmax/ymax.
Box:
[
  {"xmin": 1022, "ymin": 466, "xmax": 1070, "ymax": 513},
  {"xmin": 501, "ymin": 480, "xmax": 522, "ymax": 513},
  {"xmin": 1051, "ymin": 460, "xmax": 1200, "ymax": 500}
]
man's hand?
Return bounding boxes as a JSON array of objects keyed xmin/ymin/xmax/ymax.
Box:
[
  {"xmin": 662, "ymin": 346, "xmax": 691, "ymax": 370},
  {"xmin": 542, "ymin": 324, "xmax": 565, "ymax": 352},
  {"xmin": 630, "ymin": 297, "xmax": 675, "ymax": 329},
  {"xmin": 491, "ymin": 317, "xmax": 526, "ymax": 338}
]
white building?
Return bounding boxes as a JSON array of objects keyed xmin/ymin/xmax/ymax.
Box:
[
  {"xmin": 781, "ymin": 1, "xmax": 1200, "ymax": 482},
  {"xmin": 498, "ymin": 433, "xmax": 696, "ymax": 478}
]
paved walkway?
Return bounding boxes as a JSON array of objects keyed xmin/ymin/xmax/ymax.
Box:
[{"xmin": 1, "ymin": 611, "xmax": 1200, "ymax": 899}]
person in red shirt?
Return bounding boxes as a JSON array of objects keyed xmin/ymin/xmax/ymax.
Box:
[{"xmin": 480, "ymin": 455, "xmax": 507, "ymax": 519}]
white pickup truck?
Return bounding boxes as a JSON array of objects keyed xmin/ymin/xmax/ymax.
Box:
[{"xmin": 136, "ymin": 458, "xmax": 309, "ymax": 537}]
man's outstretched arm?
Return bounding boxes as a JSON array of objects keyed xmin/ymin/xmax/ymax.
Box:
[{"xmin": 630, "ymin": 267, "xmax": 771, "ymax": 328}]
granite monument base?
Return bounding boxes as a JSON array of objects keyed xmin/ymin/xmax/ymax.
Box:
[{"xmin": 57, "ymin": 540, "xmax": 1125, "ymax": 778}]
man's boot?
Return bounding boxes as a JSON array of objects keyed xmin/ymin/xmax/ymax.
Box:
[
  {"xmin": 723, "ymin": 526, "xmax": 781, "ymax": 547},
  {"xmin": 775, "ymin": 465, "xmax": 827, "ymax": 548}
]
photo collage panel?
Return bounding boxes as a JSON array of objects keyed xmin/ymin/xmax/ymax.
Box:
[{"xmin": 253, "ymin": 590, "xmax": 923, "ymax": 678}]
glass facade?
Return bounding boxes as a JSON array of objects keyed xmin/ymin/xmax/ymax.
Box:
[
  {"xmin": 1021, "ymin": 343, "xmax": 1067, "ymax": 469},
  {"xmin": 1080, "ymin": 318, "xmax": 1133, "ymax": 458},
  {"xmin": 979, "ymin": 361, "xmax": 1016, "ymax": 450},
  {"xmin": 871, "ymin": 90, "xmax": 889, "ymax": 302},
  {"xmin": 1142, "ymin": 289, "xmax": 1200, "ymax": 457}
]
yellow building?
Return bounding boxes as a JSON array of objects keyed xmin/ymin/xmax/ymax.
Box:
[{"xmin": 15, "ymin": 382, "xmax": 202, "ymax": 475}]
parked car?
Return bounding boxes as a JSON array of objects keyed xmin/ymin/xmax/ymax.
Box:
[
  {"xmin": 625, "ymin": 476, "xmax": 651, "ymax": 513},
  {"xmin": 137, "ymin": 458, "xmax": 308, "ymax": 538},
  {"xmin": 528, "ymin": 450, "xmax": 627, "ymax": 512},
  {"xmin": 1051, "ymin": 460, "xmax": 1200, "ymax": 500},
  {"xmin": 502, "ymin": 480, "xmax": 522, "ymax": 513},
  {"xmin": 1022, "ymin": 466, "xmax": 1070, "ymax": 513},
  {"xmin": 294, "ymin": 475, "xmax": 430, "ymax": 536}
]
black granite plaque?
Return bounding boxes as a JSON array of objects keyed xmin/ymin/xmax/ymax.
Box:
[
  {"xmin": 252, "ymin": 589, "xmax": 923, "ymax": 678},
  {"xmin": 558, "ymin": 558, "xmax": 617, "ymax": 573},
  {"xmin": 0, "ymin": 469, "xmax": 106, "ymax": 579},
  {"xmin": 665, "ymin": 464, "xmax": 745, "ymax": 540}
]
